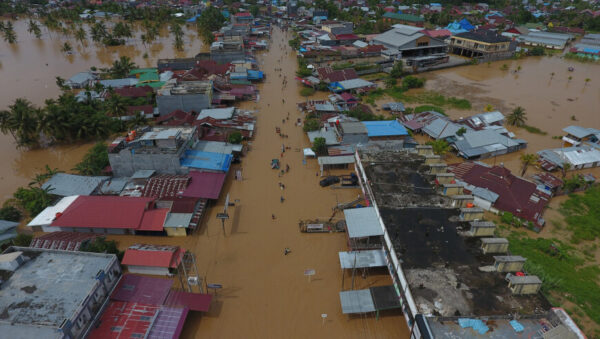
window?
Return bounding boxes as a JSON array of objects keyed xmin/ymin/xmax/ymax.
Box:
[
  {"xmin": 139, "ymin": 316, "xmax": 151, "ymax": 321},
  {"xmin": 417, "ymin": 41, "xmax": 428, "ymax": 47},
  {"xmin": 131, "ymin": 334, "xmax": 144, "ymax": 338},
  {"xmin": 111, "ymin": 326, "xmax": 122, "ymax": 332}
]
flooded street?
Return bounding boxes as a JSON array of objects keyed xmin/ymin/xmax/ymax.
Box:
[
  {"xmin": 98, "ymin": 27, "xmax": 408, "ymax": 338},
  {"xmin": 0, "ymin": 20, "xmax": 203, "ymax": 202}
]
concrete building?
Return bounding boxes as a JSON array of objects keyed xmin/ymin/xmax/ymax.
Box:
[
  {"xmin": 0, "ymin": 246, "xmax": 121, "ymax": 339},
  {"xmin": 108, "ymin": 126, "xmax": 198, "ymax": 177},
  {"xmin": 373, "ymin": 24, "xmax": 447, "ymax": 58},
  {"xmin": 352, "ymin": 149, "xmax": 585, "ymax": 339},
  {"xmin": 156, "ymin": 81, "xmax": 212, "ymax": 116},
  {"xmin": 449, "ymin": 29, "xmax": 513, "ymax": 60},
  {"xmin": 339, "ymin": 122, "xmax": 369, "ymax": 145}
]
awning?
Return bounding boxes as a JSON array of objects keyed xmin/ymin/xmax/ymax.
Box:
[
  {"xmin": 339, "ymin": 249, "xmax": 386, "ymax": 269},
  {"xmin": 163, "ymin": 290, "xmax": 212, "ymax": 312}
]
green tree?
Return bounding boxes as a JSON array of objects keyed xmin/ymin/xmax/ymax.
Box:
[
  {"xmin": 105, "ymin": 92, "xmax": 127, "ymax": 119},
  {"xmin": 288, "ymin": 37, "xmax": 300, "ymax": 49},
  {"xmin": 13, "ymin": 233, "xmax": 33, "ymax": 247},
  {"xmin": 74, "ymin": 26, "xmax": 87, "ymax": 48},
  {"xmin": 384, "ymin": 77, "xmax": 397, "ymax": 88},
  {"xmin": 55, "ymin": 76, "xmax": 69, "ymax": 91},
  {"xmin": 110, "ymin": 56, "xmax": 137, "ymax": 78},
  {"xmin": 0, "ymin": 205, "xmax": 21, "ymax": 222},
  {"xmin": 80, "ymin": 237, "xmax": 123, "ymax": 260},
  {"xmin": 112, "ymin": 22, "xmax": 132, "ymax": 40},
  {"xmin": 73, "ymin": 142, "xmax": 109, "ymax": 175},
  {"xmin": 312, "ymin": 137, "xmax": 327, "ymax": 155},
  {"xmin": 90, "ymin": 21, "xmax": 107, "ymax": 43},
  {"xmin": 561, "ymin": 162, "xmax": 571, "ymax": 179},
  {"xmin": 426, "ymin": 139, "xmax": 451, "ymax": 156},
  {"xmin": 456, "ymin": 127, "xmax": 467, "ymax": 136},
  {"xmin": 507, "ymin": 106, "xmax": 527, "ymax": 127},
  {"xmin": 61, "ymin": 41, "xmax": 73, "ymax": 53},
  {"xmin": 28, "ymin": 19, "xmax": 42, "ymax": 39},
  {"xmin": 227, "ymin": 131, "xmax": 243, "ymax": 144},
  {"xmin": 13, "ymin": 186, "xmax": 53, "ymax": 216},
  {"xmin": 519, "ymin": 153, "xmax": 538, "ymax": 176},
  {"xmin": 0, "ymin": 98, "xmax": 41, "ymax": 147},
  {"xmin": 300, "ymin": 87, "xmax": 315, "ymax": 97},
  {"xmin": 197, "ymin": 7, "xmax": 225, "ymax": 44},
  {"xmin": 2, "ymin": 20, "xmax": 17, "ymax": 43},
  {"xmin": 402, "ymin": 76, "xmax": 425, "ymax": 89},
  {"xmin": 390, "ymin": 60, "xmax": 404, "ymax": 78},
  {"xmin": 303, "ymin": 118, "xmax": 320, "ymax": 132}
]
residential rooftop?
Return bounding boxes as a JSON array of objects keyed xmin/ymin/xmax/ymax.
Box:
[{"xmin": 0, "ymin": 247, "xmax": 118, "ymax": 338}]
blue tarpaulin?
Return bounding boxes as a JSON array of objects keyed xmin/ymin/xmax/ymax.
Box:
[
  {"xmin": 181, "ymin": 150, "xmax": 232, "ymax": 172},
  {"xmin": 458, "ymin": 318, "xmax": 489, "ymax": 335},
  {"xmin": 509, "ymin": 320, "xmax": 524, "ymax": 332},
  {"xmin": 186, "ymin": 14, "xmax": 200, "ymax": 23},
  {"xmin": 445, "ymin": 21, "xmax": 467, "ymax": 34},
  {"xmin": 221, "ymin": 10, "xmax": 230, "ymax": 18},
  {"xmin": 459, "ymin": 18, "xmax": 474, "ymax": 31},
  {"xmin": 247, "ymin": 70, "xmax": 263, "ymax": 80}
]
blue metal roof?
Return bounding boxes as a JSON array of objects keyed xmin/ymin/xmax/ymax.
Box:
[
  {"xmin": 247, "ymin": 70, "xmax": 263, "ymax": 80},
  {"xmin": 181, "ymin": 150, "xmax": 232, "ymax": 172},
  {"xmin": 362, "ymin": 120, "xmax": 408, "ymax": 137}
]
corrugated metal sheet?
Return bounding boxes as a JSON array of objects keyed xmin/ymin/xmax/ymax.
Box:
[{"xmin": 343, "ymin": 207, "xmax": 384, "ymax": 238}]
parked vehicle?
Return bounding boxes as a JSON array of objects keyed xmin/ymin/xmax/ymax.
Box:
[{"xmin": 319, "ymin": 176, "xmax": 340, "ymax": 187}]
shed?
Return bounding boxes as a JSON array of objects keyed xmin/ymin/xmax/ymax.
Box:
[
  {"xmin": 363, "ymin": 120, "xmax": 408, "ymax": 139},
  {"xmin": 481, "ymin": 237, "xmax": 509, "ymax": 254},
  {"xmin": 343, "ymin": 207, "xmax": 383, "ymax": 250},
  {"xmin": 318, "ymin": 155, "xmax": 355, "ymax": 176},
  {"xmin": 507, "ymin": 274, "xmax": 542, "ymax": 295},
  {"xmin": 468, "ymin": 220, "xmax": 496, "ymax": 237},
  {"xmin": 494, "ymin": 255, "xmax": 526, "ymax": 272},
  {"xmin": 460, "ymin": 207, "xmax": 484, "ymax": 221}
]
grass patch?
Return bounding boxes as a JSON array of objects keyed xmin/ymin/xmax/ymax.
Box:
[
  {"xmin": 565, "ymin": 52, "xmax": 600, "ymax": 64},
  {"xmin": 522, "ymin": 124, "xmax": 548, "ymax": 135},
  {"xmin": 507, "ymin": 235, "xmax": 600, "ymax": 325},
  {"xmin": 414, "ymin": 105, "xmax": 446, "ymax": 115},
  {"xmin": 559, "ymin": 186, "xmax": 600, "ymax": 242},
  {"xmin": 385, "ymin": 89, "xmax": 471, "ymax": 110}
]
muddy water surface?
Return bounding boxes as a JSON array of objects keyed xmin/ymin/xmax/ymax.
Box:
[
  {"xmin": 98, "ymin": 27, "xmax": 409, "ymax": 338},
  {"xmin": 0, "ymin": 20, "xmax": 203, "ymax": 202},
  {"xmin": 422, "ymin": 57, "xmax": 600, "ymax": 174}
]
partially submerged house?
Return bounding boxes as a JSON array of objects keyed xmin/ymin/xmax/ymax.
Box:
[
  {"xmin": 373, "ymin": 24, "xmax": 448, "ymax": 58},
  {"xmin": 66, "ymin": 71, "xmax": 97, "ymax": 89},
  {"xmin": 41, "ymin": 173, "xmax": 109, "ymax": 197},
  {"xmin": 449, "ymin": 29, "xmax": 513, "ymax": 59},
  {"xmin": 121, "ymin": 244, "xmax": 183, "ymax": 276}
]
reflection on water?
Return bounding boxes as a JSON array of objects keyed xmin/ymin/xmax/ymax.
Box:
[{"xmin": 0, "ymin": 20, "xmax": 205, "ymax": 202}]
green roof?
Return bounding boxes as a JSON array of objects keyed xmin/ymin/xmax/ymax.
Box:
[
  {"xmin": 138, "ymin": 72, "xmax": 160, "ymax": 82},
  {"xmin": 137, "ymin": 81, "xmax": 165, "ymax": 88},
  {"xmin": 382, "ymin": 12, "xmax": 424, "ymax": 22},
  {"xmin": 129, "ymin": 68, "xmax": 158, "ymax": 75},
  {"xmin": 230, "ymin": 79, "xmax": 252, "ymax": 85}
]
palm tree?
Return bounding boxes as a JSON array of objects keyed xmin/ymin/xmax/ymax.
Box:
[
  {"xmin": 105, "ymin": 93, "xmax": 127, "ymax": 119},
  {"xmin": 174, "ymin": 35, "xmax": 184, "ymax": 51},
  {"xmin": 506, "ymin": 106, "xmax": 527, "ymax": 127},
  {"xmin": 55, "ymin": 76, "xmax": 70, "ymax": 91},
  {"xmin": 550, "ymin": 72, "xmax": 555, "ymax": 79},
  {"xmin": 584, "ymin": 78, "xmax": 591, "ymax": 86},
  {"xmin": 568, "ymin": 75, "xmax": 572, "ymax": 83},
  {"xmin": 2, "ymin": 21, "xmax": 17, "ymax": 43},
  {"xmin": 0, "ymin": 98, "xmax": 40, "ymax": 147},
  {"xmin": 75, "ymin": 27, "xmax": 87, "ymax": 48},
  {"xmin": 61, "ymin": 42, "xmax": 73, "ymax": 54},
  {"xmin": 126, "ymin": 112, "xmax": 148, "ymax": 130},
  {"xmin": 28, "ymin": 20, "xmax": 42, "ymax": 39},
  {"xmin": 90, "ymin": 22, "xmax": 107, "ymax": 43},
  {"xmin": 110, "ymin": 56, "xmax": 137, "ymax": 78},
  {"xmin": 516, "ymin": 65, "xmax": 522, "ymax": 72},
  {"xmin": 520, "ymin": 153, "xmax": 538, "ymax": 176}
]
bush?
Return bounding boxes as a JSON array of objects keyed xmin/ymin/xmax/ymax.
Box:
[
  {"xmin": 402, "ymin": 76, "xmax": 425, "ymax": 89},
  {"xmin": 312, "ymin": 137, "xmax": 327, "ymax": 155},
  {"xmin": 316, "ymin": 82, "xmax": 329, "ymax": 91},
  {"xmin": 390, "ymin": 60, "xmax": 404, "ymax": 78},
  {"xmin": 384, "ymin": 77, "xmax": 397, "ymax": 88},
  {"xmin": 73, "ymin": 142, "xmax": 109, "ymax": 176},
  {"xmin": 530, "ymin": 46, "xmax": 546, "ymax": 56},
  {"xmin": 227, "ymin": 131, "xmax": 243, "ymax": 144},
  {"xmin": 0, "ymin": 206, "xmax": 21, "ymax": 222},
  {"xmin": 288, "ymin": 37, "xmax": 300, "ymax": 50},
  {"xmin": 501, "ymin": 212, "xmax": 515, "ymax": 225},
  {"xmin": 456, "ymin": 127, "xmax": 467, "ymax": 136},
  {"xmin": 303, "ymin": 118, "xmax": 320, "ymax": 132},
  {"xmin": 13, "ymin": 233, "xmax": 33, "ymax": 247},
  {"xmin": 13, "ymin": 186, "xmax": 53, "ymax": 216},
  {"xmin": 300, "ymin": 87, "xmax": 315, "ymax": 97},
  {"xmin": 414, "ymin": 105, "xmax": 445, "ymax": 115},
  {"xmin": 81, "ymin": 237, "xmax": 124, "ymax": 260}
]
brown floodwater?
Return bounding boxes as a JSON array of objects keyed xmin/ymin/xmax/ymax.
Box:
[
  {"xmin": 0, "ymin": 20, "xmax": 204, "ymax": 202},
  {"xmin": 420, "ymin": 56, "xmax": 600, "ymax": 174},
  {"xmin": 84, "ymin": 27, "xmax": 407, "ymax": 338}
]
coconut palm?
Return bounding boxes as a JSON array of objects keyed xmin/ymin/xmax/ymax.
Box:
[
  {"xmin": 585, "ymin": 78, "xmax": 591, "ymax": 86},
  {"xmin": 506, "ymin": 106, "xmax": 527, "ymax": 127},
  {"xmin": 2, "ymin": 21, "xmax": 17, "ymax": 43},
  {"xmin": 568, "ymin": 75, "xmax": 572, "ymax": 82},
  {"xmin": 74, "ymin": 26, "xmax": 87, "ymax": 48},
  {"xmin": 520, "ymin": 153, "xmax": 538, "ymax": 176},
  {"xmin": 110, "ymin": 56, "xmax": 137, "ymax": 78},
  {"xmin": 0, "ymin": 98, "xmax": 41, "ymax": 147},
  {"xmin": 550, "ymin": 72, "xmax": 555, "ymax": 79},
  {"xmin": 90, "ymin": 22, "xmax": 107, "ymax": 43},
  {"xmin": 560, "ymin": 162, "xmax": 571, "ymax": 179},
  {"xmin": 105, "ymin": 93, "xmax": 128, "ymax": 119},
  {"xmin": 28, "ymin": 20, "xmax": 42, "ymax": 39},
  {"xmin": 174, "ymin": 35, "xmax": 184, "ymax": 51},
  {"xmin": 61, "ymin": 42, "xmax": 73, "ymax": 53}
]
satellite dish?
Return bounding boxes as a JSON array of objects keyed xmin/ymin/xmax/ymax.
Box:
[{"xmin": 187, "ymin": 276, "xmax": 199, "ymax": 286}]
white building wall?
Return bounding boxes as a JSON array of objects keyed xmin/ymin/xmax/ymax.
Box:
[
  {"xmin": 127, "ymin": 265, "xmax": 170, "ymax": 276},
  {"xmin": 473, "ymin": 196, "xmax": 493, "ymax": 210}
]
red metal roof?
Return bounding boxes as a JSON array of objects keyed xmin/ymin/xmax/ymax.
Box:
[
  {"xmin": 335, "ymin": 33, "xmax": 360, "ymax": 40},
  {"xmin": 449, "ymin": 163, "xmax": 550, "ymax": 225},
  {"xmin": 126, "ymin": 105, "xmax": 153, "ymax": 116},
  {"xmin": 51, "ymin": 196, "xmax": 154, "ymax": 229},
  {"xmin": 139, "ymin": 208, "xmax": 169, "ymax": 231},
  {"xmin": 234, "ymin": 12, "xmax": 252, "ymax": 16},
  {"xmin": 182, "ymin": 171, "xmax": 227, "ymax": 200},
  {"xmin": 163, "ymin": 290, "xmax": 212, "ymax": 312},
  {"xmin": 114, "ymin": 86, "xmax": 153, "ymax": 98},
  {"xmin": 112, "ymin": 274, "xmax": 173, "ymax": 305},
  {"xmin": 121, "ymin": 244, "xmax": 183, "ymax": 268},
  {"xmin": 88, "ymin": 301, "xmax": 160, "ymax": 339},
  {"xmin": 155, "ymin": 109, "xmax": 196, "ymax": 126},
  {"xmin": 29, "ymin": 231, "xmax": 99, "ymax": 251},
  {"xmin": 142, "ymin": 175, "xmax": 190, "ymax": 199},
  {"xmin": 420, "ymin": 29, "xmax": 452, "ymax": 38},
  {"xmin": 316, "ymin": 67, "xmax": 358, "ymax": 82}
]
